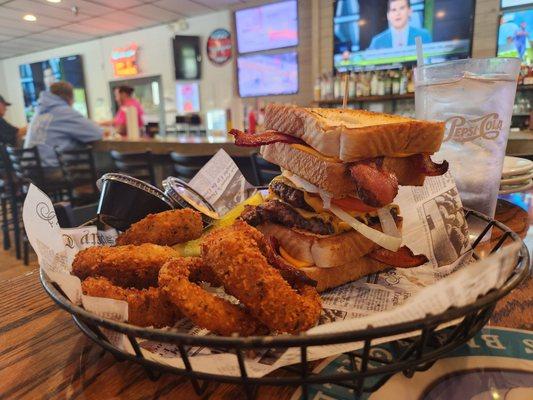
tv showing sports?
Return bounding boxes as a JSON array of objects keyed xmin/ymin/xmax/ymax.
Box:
[
  {"xmin": 19, "ymin": 55, "xmax": 88, "ymax": 121},
  {"xmin": 235, "ymin": 0, "xmax": 298, "ymax": 54},
  {"xmin": 498, "ymin": 8, "xmax": 533, "ymax": 65},
  {"xmin": 237, "ymin": 52, "xmax": 298, "ymax": 97},
  {"xmin": 333, "ymin": 0, "xmax": 475, "ymax": 71},
  {"xmin": 501, "ymin": 1, "xmax": 533, "ymax": 8}
]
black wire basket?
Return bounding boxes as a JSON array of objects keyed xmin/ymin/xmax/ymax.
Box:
[{"xmin": 40, "ymin": 209, "xmax": 530, "ymax": 400}]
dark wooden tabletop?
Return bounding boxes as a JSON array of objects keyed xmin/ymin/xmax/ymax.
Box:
[{"xmin": 0, "ymin": 199, "xmax": 531, "ymax": 400}]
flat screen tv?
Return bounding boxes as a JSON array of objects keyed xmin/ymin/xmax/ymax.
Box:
[
  {"xmin": 497, "ymin": 8, "xmax": 533, "ymax": 65},
  {"xmin": 173, "ymin": 35, "xmax": 201, "ymax": 80},
  {"xmin": 176, "ymin": 82, "xmax": 200, "ymax": 114},
  {"xmin": 237, "ymin": 51, "xmax": 298, "ymax": 97},
  {"xmin": 501, "ymin": 1, "xmax": 533, "ymax": 8},
  {"xmin": 235, "ymin": 0, "xmax": 298, "ymax": 54},
  {"xmin": 333, "ymin": 0, "xmax": 475, "ymax": 71},
  {"xmin": 19, "ymin": 55, "xmax": 88, "ymax": 122}
]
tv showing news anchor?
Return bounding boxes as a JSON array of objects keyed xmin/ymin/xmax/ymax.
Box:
[
  {"xmin": 369, "ymin": 0, "xmax": 432, "ymax": 49},
  {"xmin": 334, "ymin": 0, "xmax": 475, "ymax": 71}
]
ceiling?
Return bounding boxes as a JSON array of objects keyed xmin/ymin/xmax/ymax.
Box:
[{"xmin": 0, "ymin": 0, "xmax": 252, "ymax": 60}]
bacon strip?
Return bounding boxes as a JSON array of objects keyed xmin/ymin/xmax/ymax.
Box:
[
  {"xmin": 368, "ymin": 246, "xmax": 428, "ymax": 268},
  {"xmin": 266, "ymin": 236, "xmax": 318, "ymax": 287},
  {"xmin": 349, "ymin": 159, "xmax": 399, "ymax": 208},
  {"xmin": 229, "ymin": 129, "xmax": 306, "ymax": 147},
  {"xmin": 408, "ymin": 154, "xmax": 449, "ymax": 176}
]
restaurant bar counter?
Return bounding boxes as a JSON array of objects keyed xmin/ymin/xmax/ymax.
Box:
[
  {"xmin": 92, "ymin": 135, "xmax": 258, "ymax": 185},
  {"xmin": 93, "ymin": 135, "xmax": 256, "ymax": 157}
]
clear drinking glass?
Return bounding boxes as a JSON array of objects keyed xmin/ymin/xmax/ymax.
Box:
[{"xmin": 415, "ymin": 58, "xmax": 521, "ymax": 240}]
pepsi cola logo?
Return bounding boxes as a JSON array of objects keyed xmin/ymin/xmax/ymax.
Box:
[{"xmin": 444, "ymin": 113, "xmax": 503, "ymax": 142}]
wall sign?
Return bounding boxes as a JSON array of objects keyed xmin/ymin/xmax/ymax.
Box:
[
  {"xmin": 111, "ymin": 43, "xmax": 139, "ymax": 77},
  {"xmin": 206, "ymin": 29, "xmax": 232, "ymax": 65}
]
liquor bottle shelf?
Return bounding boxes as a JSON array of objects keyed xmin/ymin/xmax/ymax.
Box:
[{"xmin": 314, "ymin": 92, "xmax": 414, "ymax": 105}]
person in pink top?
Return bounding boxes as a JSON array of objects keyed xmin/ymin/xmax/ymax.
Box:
[{"xmin": 101, "ymin": 85, "xmax": 145, "ymax": 137}]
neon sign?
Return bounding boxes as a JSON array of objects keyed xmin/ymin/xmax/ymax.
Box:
[{"xmin": 111, "ymin": 43, "xmax": 139, "ymax": 77}]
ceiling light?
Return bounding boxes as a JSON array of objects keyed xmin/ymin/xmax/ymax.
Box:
[
  {"xmin": 23, "ymin": 14, "xmax": 37, "ymax": 22},
  {"xmin": 436, "ymin": 10, "xmax": 446, "ymax": 19},
  {"xmin": 47, "ymin": 0, "xmax": 62, "ymax": 3}
]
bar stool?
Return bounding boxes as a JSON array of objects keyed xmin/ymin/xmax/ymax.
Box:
[
  {"xmin": 169, "ymin": 152, "xmax": 211, "ymax": 181},
  {"xmin": 251, "ymin": 152, "xmax": 281, "ymax": 186},
  {"xmin": 55, "ymin": 146, "xmax": 99, "ymax": 206},
  {"xmin": 110, "ymin": 150, "xmax": 156, "ymax": 186},
  {"xmin": 5, "ymin": 146, "xmax": 69, "ymax": 202},
  {"xmin": 0, "ymin": 145, "xmax": 28, "ymax": 259}
]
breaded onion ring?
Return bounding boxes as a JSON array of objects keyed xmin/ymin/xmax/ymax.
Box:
[
  {"xmin": 116, "ymin": 209, "xmax": 203, "ymax": 246},
  {"xmin": 72, "ymin": 243, "xmax": 180, "ymax": 289},
  {"xmin": 159, "ymin": 257, "xmax": 267, "ymax": 336},
  {"xmin": 201, "ymin": 222, "xmax": 322, "ymax": 334},
  {"xmin": 81, "ymin": 277, "xmax": 180, "ymax": 328}
]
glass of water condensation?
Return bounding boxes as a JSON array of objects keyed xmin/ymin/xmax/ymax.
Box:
[{"xmin": 415, "ymin": 58, "xmax": 521, "ymax": 240}]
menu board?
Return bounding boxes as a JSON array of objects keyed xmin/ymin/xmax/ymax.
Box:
[
  {"xmin": 237, "ymin": 52, "xmax": 298, "ymax": 97},
  {"xmin": 235, "ymin": 0, "xmax": 298, "ymax": 54}
]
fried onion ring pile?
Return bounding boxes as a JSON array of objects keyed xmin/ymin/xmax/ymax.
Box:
[
  {"xmin": 82, "ymin": 276, "xmax": 180, "ymax": 328},
  {"xmin": 201, "ymin": 221, "xmax": 322, "ymax": 334},
  {"xmin": 72, "ymin": 243, "xmax": 181, "ymax": 289},
  {"xmin": 116, "ymin": 209, "xmax": 203, "ymax": 246},
  {"xmin": 159, "ymin": 257, "xmax": 267, "ymax": 336}
]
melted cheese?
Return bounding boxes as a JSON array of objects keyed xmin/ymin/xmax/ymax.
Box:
[
  {"xmin": 290, "ymin": 143, "xmax": 417, "ymax": 161},
  {"xmin": 290, "ymin": 144, "xmax": 342, "ymax": 163},
  {"xmin": 279, "ymin": 246, "xmax": 313, "ymax": 268}
]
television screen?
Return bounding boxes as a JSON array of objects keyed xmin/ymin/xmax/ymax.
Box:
[
  {"xmin": 173, "ymin": 35, "xmax": 201, "ymax": 80},
  {"xmin": 19, "ymin": 55, "xmax": 88, "ymax": 122},
  {"xmin": 235, "ymin": 0, "xmax": 298, "ymax": 53},
  {"xmin": 333, "ymin": 0, "xmax": 475, "ymax": 71},
  {"xmin": 498, "ymin": 8, "xmax": 533, "ymax": 65},
  {"xmin": 176, "ymin": 82, "xmax": 200, "ymax": 114},
  {"xmin": 237, "ymin": 52, "xmax": 298, "ymax": 97},
  {"xmin": 501, "ymin": 1, "xmax": 533, "ymax": 8}
]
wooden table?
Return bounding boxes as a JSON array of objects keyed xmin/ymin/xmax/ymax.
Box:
[{"xmin": 1, "ymin": 199, "xmax": 531, "ymax": 399}]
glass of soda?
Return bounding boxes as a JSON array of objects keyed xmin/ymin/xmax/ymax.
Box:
[{"xmin": 415, "ymin": 58, "xmax": 521, "ymax": 240}]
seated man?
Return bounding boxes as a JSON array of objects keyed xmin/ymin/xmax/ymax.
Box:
[
  {"xmin": 369, "ymin": 0, "xmax": 432, "ymax": 50},
  {"xmin": 24, "ymin": 81, "xmax": 103, "ymax": 181},
  {"xmin": 0, "ymin": 95, "xmax": 26, "ymax": 146}
]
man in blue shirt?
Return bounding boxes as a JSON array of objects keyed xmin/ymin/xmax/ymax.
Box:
[
  {"xmin": 369, "ymin": 0, "xmax": 432, "ymax": 50},
  {"xmin": 24, "ymin": 81, "xmax": 102, "ymax": 178}
]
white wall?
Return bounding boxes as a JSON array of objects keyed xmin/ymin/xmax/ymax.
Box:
[{"xmin": 0, "ymin": 11, "xmax": 234, "ymax": 128}]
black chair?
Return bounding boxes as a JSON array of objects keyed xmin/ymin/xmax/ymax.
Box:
[
  {"xmin": 169, "ymin": 152, "xmax": 211, "ymax": 181},
  {"xmin": 110, "ymin": 150, "xmax": 156, "ymax": 186},
  {"xmin": 55, "ymin": 146, "xmax": 99, "ymax": 206},
  {"xmin": 5, "ymin": 146, "xmax": 68, "ymax": 202},
  {"xmin": 251, "ymin": 152, "xmax": 281, "ymax": 186},
  {"xmin": 0, "ymin": 144, "xmax": 26, "ymax": 258},
  {"xmin": 53, "ymin": 201, "xmax": 98, "ymax": 228}
]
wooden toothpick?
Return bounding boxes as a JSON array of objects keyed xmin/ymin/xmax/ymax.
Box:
[{"xmin": 342, "ymin": 74, "xmax": 349, "ymax": 109}]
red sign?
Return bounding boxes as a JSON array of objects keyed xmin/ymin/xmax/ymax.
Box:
[
  {"xmin": 207, "ymin": 29, "xmax": 232, "ymax": 65},
  {"xmin": 111, "ymin": 43, "xmax": 139, "ymax": 77}
]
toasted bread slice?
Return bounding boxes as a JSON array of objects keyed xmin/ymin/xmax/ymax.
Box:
[
  {"xmin": 300, "ymin": 257, "xmax": 388, "ymax": 293},
  {"xmin": 257, "ymin": 222, "xmax": 381, "ymax": 269},
  {"xmin": 261, "ymin": 143, "xmax": 427, "ymax": 198},
  {"xmin": 264, "ymin": 103, "xmax": 445, "ymax": 161}
]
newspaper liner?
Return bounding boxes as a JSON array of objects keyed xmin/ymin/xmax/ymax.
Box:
[{"xmin": 24, "ymin": 150, "xmax": 521, "ymax": 379}]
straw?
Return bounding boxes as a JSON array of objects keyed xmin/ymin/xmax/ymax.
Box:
[
  {"xmin": 415, "ymin": 36, "xmax": 424, "ymax": 67},
  {"xmin": 342, "ymin": 74, "xmax": 349, "ymax": 109}
]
